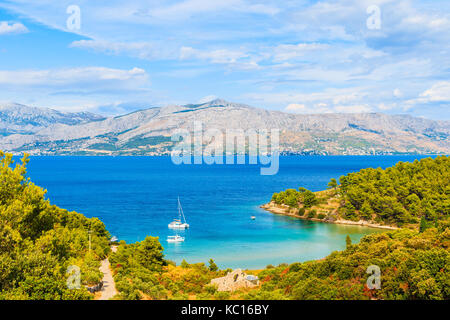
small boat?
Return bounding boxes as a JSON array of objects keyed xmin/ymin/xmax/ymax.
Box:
[
  {"xmin": 251, "ymin": 216, "xmax": 256, "ymax": 220},
  {"xmin": 168, "ymin": 197, "xmax": 189, "ymax": 229},
  {"xmin": 167, "ymin": 235, "xmax": 185, "ymax": 243}
]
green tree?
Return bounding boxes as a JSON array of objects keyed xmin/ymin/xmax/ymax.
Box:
[
  {"xmin": 285, "ymin": 194, "xmax": 299, "ymax": 208},
  {"xmin": 360, "ymin": 201, "xmax": 373, "ymax": 220},
  {"xmin": 0, "ymin": 151, "xmax": 110, "ymax": 300},
  {"xmin": 345, "ymin": 235, "xmax": 352, "ymax": 249},
  {"xmin": 302, "ymin": 190, "xmax": 317, "ymax": 208},
  {"xmin": 181, "ymin": 259, "xmax": 189, "ymax": 268},
  {"xmin": 344, "ymin": 202, "xmax": 357, "ymax": 221},
  {"xmin": 135, "ymin": 236, "xmax": 166, "ymax": 272},
  {"xmin": 327, "ymin": 178, "xmax": 338, "ymax": 193},
  {"xmin": 419, "ymin": 216, "xmax": 428, "ymax": 233},
  {"xmin": 208, "ymin": 259, "xmax": 218, "ymax": 272}
]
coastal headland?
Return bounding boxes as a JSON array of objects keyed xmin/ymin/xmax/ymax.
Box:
[{"xmin": 260, "ymin": 201, "xmax": 398, "ymax": 230}]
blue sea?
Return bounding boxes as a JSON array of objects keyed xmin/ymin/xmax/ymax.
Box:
[{"xmin": 24, "ymin": 155, "xmax": 430, "ymax": 269}]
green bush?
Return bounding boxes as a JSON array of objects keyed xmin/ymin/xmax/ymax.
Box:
[
  {"xmin": 249, "ymin": 227, "xmax": 450, "ymax": 300},
  {"xmin": 214, "ymin": 291, "xmax": 230, "ymax": 300},
  {"xmin": 307, "ymin": 210, "xmax": 317, "ymax": 218},
  {"xmin": 0, "ymin": 151, "xmax": 110, "ymax": 300}
]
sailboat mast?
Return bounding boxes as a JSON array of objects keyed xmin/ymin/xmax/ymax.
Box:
[
  {"xmin": 178, "ymin": 197, "xmax": 187, "ymax": 224},
  {"xmin": 178, "ymin": 197, "xmax": 181, "ymax": 221}
]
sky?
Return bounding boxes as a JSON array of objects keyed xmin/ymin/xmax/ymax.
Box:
[{"xmin": 0, "ymin": 0, "xmax": 449, "ymax": 119}]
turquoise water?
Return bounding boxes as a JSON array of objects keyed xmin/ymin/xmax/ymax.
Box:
[{"xmin": 25, "ymin": 155, "xmax": 430, "ymax": 269}]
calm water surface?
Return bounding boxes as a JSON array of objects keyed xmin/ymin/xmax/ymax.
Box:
[{"xmin": 25, "ymin": 155, "xmax": 429, "ymax": 269}]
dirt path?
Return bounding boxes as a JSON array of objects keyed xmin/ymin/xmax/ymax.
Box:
[{"xmin": 98, "ymin": 246, "xmax": 117, "ymax": 300}]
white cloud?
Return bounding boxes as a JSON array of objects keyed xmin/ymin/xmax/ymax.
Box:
[
  {"xmin": 272, "ymin": 43, "xmax": 329, "ymax": 62},
  {"xmin": 285, "ymin": 103, "xmax": 307, "ymax": 112},
  {"xmin": 284, "ymin": 102, "xmax": 332, "ymax": 114},
  {"xmin": 334, "ymin": 104, "xmax": 372, "ymax": 113},
  {"xmin": 393, "ymin": 89, "xmax": 403, "ymax": 98},
  {"xmin": 361, "ymin": 58, "xmax": 433, "ymax": 81},
  {"xmin": 284, "ymin": 100, "xmax": 372, "ymax": 114},
  {"xmin": 70, "ymin": 40, "xmax": 178, "ymax": 60},
  {"xmin": 198, "ymin": 95, "xmax": 218, "ymax": 103},
  {"xmin": 0, "ymin": 0, "xmax": 449, "ymax": 119},
  {"xmin": 246, "ymin": 83, "xmax": 425, "ymax": 115},
  {"xmin": 0, "ymin": 67, "xmax": 148, "ymax": 86},
  {"xmin": 250, "ymin": 87, "xmax": 378, "ymax": 114},
  {"xmin": 401, "ymin": 14, "xmax": 450, "ymax": 31},
  {"xmin": 180, "ymin": 46, "xmax": 248, "ymax": 64},
  {"xmin": 179, "ymin": 46, "xmax": 261, "ymax": 70},
  {"xmin": 0, "ymin": 66, "xmax": 152, "ymax": 111},
  {"xmin": 378, "ymin": 103, "xmax": 396, "ymax": 110},
  {"xmin": 0, "ymin": 66, "xmax": 155, "ymax": 114},
  {"xmin": 0, "ymin": 21, "xmax": 28, "ymax": 35},
  {"xmin": 420, "ymin": 81, "xmax": 450, "ymax": 102},
  {"xmin": 404, "ymin": 81, "xmax": 450, "ymax": 110},
  {"xmin": 146, "ymin": 0, "xmax": 279, "ymax": 21}
]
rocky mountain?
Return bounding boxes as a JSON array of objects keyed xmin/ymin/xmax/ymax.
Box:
[
  {"xmin": 0, "ymin": 103, "xmax": 106, "ymax": 136},
  {"xmin": 0, "ymin": 99, "xmax": 448, "ymax": 155}
]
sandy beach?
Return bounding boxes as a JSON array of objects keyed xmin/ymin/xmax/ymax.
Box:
[{"xmin": 260, "ymin": 202, "xmax": 399, "ymax": 230}]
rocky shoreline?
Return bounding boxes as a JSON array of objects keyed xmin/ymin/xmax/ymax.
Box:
[{"xmin": 260, "ymin": 202, "xmax": 399, "ymax": 230}]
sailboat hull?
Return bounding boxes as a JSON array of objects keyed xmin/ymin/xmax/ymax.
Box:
[
  {"xmin": 168, "ymin": 197, "xmax": 189, "ymax": 230},
  {"xmin": 167, "ymin": 235, "xmax": 185, "ymax": 242},
  {"xmin": 168, "ymin": 223, "xmax": 189, "ymax": 229}
]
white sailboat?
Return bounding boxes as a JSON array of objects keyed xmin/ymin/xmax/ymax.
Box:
[
  {"xmin": 166, "ymin": 235, "xmax": 185, "ymax": 243},
  {"xmin": 168, "ymin": 197, "xmax": 189, "ymax": 229}
]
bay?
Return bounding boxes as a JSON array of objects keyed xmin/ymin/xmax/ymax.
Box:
[{"xmin": 25, "ymin": 155, "xmax": 430, "ymax": 269}]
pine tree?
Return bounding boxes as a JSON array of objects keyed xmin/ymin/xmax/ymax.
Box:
[
  {"xmin": 419, "ymin": 216, "xmax": 427, "ymax": 233},
  {"xmin": 208, "ymin": 259, "xmax": 218, "ymax": 272},
  {"xmin": 327, "ymin": 178, "xmax": 338, "ymax": 193},
  {"xmin": 345, "ymin": 235, "xmax": 352, "ymax": 249},
  {"xmin": 360, "ymin": 201, "xmax": 373, "ymax": 220}
]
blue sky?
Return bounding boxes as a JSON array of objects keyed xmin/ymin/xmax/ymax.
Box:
[{"xmin": 0, "ymin": 0, "xmax": 449, "ymax": 119}]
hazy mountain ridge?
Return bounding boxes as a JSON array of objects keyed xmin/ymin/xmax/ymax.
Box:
[
  {"xmin": 0, "ymin": 103, "xmax": 106, "ymax": 136},
  {"xmin": 0, "ymin": 99, "xmax": 448, "ymax": 155}
]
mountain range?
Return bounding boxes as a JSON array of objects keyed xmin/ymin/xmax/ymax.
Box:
[{"xmin": 0, "ymin": 99, "xmax": 448, "ymax": 156}]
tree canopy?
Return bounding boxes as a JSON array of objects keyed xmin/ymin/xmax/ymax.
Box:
[
  {"xmin": 271, "ymin": 156, "xmax": 450, "ymax": 227},
  {"xmin": 0, "ymin": 151, "xmax": 110, "ymax": 300},
  {"xmin": 245, "ymin": 224, "xmax": 449, "ymax": 300},
  {"xmin": 338, "ymin": 156, "xmax": 449, "ymax": 226}
]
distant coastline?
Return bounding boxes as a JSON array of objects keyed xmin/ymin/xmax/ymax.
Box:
[{"xmin": 2, "ymin": 100, "xmax": 449, "ymax": 156}]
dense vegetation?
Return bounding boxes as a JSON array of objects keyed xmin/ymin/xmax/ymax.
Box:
[
  {"xmin": 246, "ymin": 224, "xmax": 449, "ymax": 300},
  {"xmin": 0, "ymin": 151, "xmax": 110, "ymax": 299},
  {"xmin": 1, "ymin": 152, "xmax": 448, "ymax": 300},
  {"xmin": 110, "ymin": 224, "xmax": 449, "ymax": 300},
  {"xmin": 109, "ymin": 238, "xmax": 235, "ymax": 300},
  {"xmin": 271, "ymin": 156, "xmax": 450, "ymax": 227}
]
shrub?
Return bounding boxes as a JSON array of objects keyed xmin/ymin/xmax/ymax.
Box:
[
  {"xmin": 214, "ymin": 291, "xmax": 231, "ymax": 300},
  {"xmin": 298, "ymin": 207, "xmax": 306, "ymax": 216},
  {"xmin": 307, "ymin": 210, "xmax": 317, "ymax": 218}
]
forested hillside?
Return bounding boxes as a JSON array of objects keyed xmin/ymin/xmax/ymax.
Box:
[
  {"xmin": 0, "ymin": 151, "xmax": 110, "ymax": 299},
  {"xmin": 109, "ymin": 223, "xmax": 449, "ymax": 300},
  {"xmin": 1, "ymin": 152, "xmax": 448, "ymax": 300},
  {"xmin": 109, "ymin": 238, "xmax": 246, "ymax": 300},
  {"xmin": 271, "ymin": 156, "xmax": 450, "ymax": 227},
  {"xmin": 246, "ymin": 226, "xmax": 449, "ymax": 300}
]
